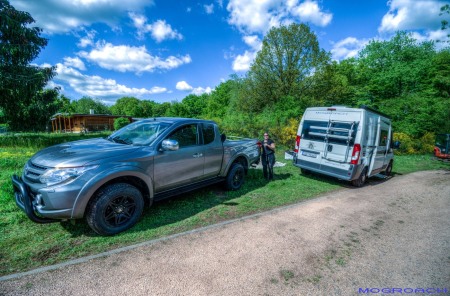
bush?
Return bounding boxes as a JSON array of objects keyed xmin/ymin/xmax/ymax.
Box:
[
  {"xmin": 114, "ymin": 117, "xmax": 131, "ymax": 130},
  {"xmin": 277, "ymin": 118, "xmax": 299, "ymax": 149},
  {"xmin": 417, "ymin": 132, "xmax": 435, "ymax": 154},
  {"xmin": 394, "ymin": 132, "xmax": 435, "ymax": 155}
]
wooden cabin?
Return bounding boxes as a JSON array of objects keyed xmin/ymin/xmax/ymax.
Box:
[{"xmin": 51, "ymin": 113, "xmax": 133, "ymax": 133}]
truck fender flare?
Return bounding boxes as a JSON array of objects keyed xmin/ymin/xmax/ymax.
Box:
[
  {"xmin": 220, "ymin": 153, "xmax": 250, "ymax": 177},
  {"xmin": 71, "ymin": 165, "xmax": 153, "ymax": 219}
]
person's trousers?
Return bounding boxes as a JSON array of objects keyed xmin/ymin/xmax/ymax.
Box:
[{"xmin": 262, "ymin": 153, "xmax": 275, "ymax": 180}]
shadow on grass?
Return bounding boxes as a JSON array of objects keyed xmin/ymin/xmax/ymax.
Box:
[{"xmin": 60, "ymin": 170, "xmax": 294, "ymax": 238}]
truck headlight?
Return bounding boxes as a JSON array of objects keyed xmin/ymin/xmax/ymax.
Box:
[{"xmin": 39, "ymin": 165, "xmax": 98, "ymax": 186}]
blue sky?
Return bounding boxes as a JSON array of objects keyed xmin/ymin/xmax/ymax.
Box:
[{"xmin": 10, "ymin": 0, "xmax": 450, "ymax": 105}]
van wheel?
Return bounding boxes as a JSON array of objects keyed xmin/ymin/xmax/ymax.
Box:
[
  {"xmin": 382, "ymin": 161, "xmax": 393, "ymax": 177},
  {"xmin": 86, "ymin": 183, "xmax": 144, "ymax": 236},
  {"xmin": 351, "ymin": 167, "xmax": 367, "ymax": 187},
  {"xmin": 225, "ymin": 163, "xmax": 245, "ymax": 191}
]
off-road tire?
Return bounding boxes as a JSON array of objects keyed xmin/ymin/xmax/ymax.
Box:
[
  {"xmin": 86, "ymin": 183, "xmax": 144, "ymax": 236},
  {"xmin": 351, "ymin": 167, "xmax": 367, "ymax": 187},
  {"xmin": 225, "ymin": 163, "xmax": 245, "ymax": 191}
]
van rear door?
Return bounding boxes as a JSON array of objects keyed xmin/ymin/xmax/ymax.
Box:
[
  {"xmin": 298, "ymin": 109, "xmax": 360, "ymax": 168},
  {"xmin": 322, "ymin": 120, "xmax": 359, "ymax": 163}
]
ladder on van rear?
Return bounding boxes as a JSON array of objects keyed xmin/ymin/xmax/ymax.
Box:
[{"xmin": 309, "ymin": 120, "xmax": 357, "ymax": 163}]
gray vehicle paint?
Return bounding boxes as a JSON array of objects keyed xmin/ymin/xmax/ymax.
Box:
[{"xmin": 12, "ymin": 118, "xmax": 260, "ymax": 233}]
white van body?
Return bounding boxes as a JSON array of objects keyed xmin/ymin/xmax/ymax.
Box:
[{"xmin": 293, "ymin": 106, "xmax": 394, "ymax": 186}]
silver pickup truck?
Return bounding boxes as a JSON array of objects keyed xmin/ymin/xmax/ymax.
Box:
[{"xmin": 12, "ymin": 118, "xmax": 260, "ymax": 235}]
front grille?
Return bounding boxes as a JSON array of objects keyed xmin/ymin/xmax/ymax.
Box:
[
  {"xmin": 24, "ymin": 161, "xmax": 49, "ymax": 183},
  {"xmin": 29, "ymin": 162, "xmax": 47, "ymax": 171}
]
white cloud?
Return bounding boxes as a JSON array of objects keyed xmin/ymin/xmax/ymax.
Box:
[
  {"xmin": 330, "ymin": 37, "xmax": 369, "ymax": 61},
  {"xmin": 410, "ymin": 30, "xmax": 449, "ymax": 50},
  {"xmin": 10, "ymin": 0, "xmax": 155, "ymax": 34},
  {"xmin": 77, "ymin": 30, "xmax": 97, "ymax": 48},
  {"xmin": 53, "ymin": 63, "xmax": 167, "ymax": 103},
  {"xmin": 243, "ymin": 35, "xmax": 262, "ymax": 50},
  {"xmin": 129, "ymin": 13, "xmax": 183, "ymax": 42},
  {"xmin": 192, "ymin": 87, "xmax": 212, "ymax": 96},
  {"xmin": 78, "ymin": 42, "xmax": 191, "ymax": 74},
  {"xmin": 150, "ymin": 20, "xmax": 183, "ymax": 42},
  {"xmin": 204, "ymin": 4, "xmax": 214, "ymax": 14},
  {"xmin": 176, "ymin": 81, "xmax": 193, "ymax": 91},
  {"xmin": 63, "ymin": 57, "xmax": 86, "ymax": 71},
  {"xmin": 232, "ymin": 50, "xmax": 257, "ymax": 72},
  {"xmin": 379, "ymin": 0, "xmax": 446, "ymax": 33},
  {"xmin": 176, "ymin": 81, "xmax": 211, "ymax": 95},
  {"xmin": 227, "ymin": 0, "xmax": 332, "ymax": 34},
  {"xmin": 230, "ymin": 35, "xmax": 261, "ymax": 72},
  {"xmin": 290, "ymin": 0, "xmax": 332, "ymax": 27}
]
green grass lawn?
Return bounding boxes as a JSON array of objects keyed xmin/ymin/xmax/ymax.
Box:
[{"xmin": 0, "ymin": 145, "xmax": 448, "ymax": 276}]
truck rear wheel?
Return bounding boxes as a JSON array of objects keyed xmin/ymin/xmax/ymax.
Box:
[
  {"xmin": 351, "ymin": 167, "xmax": 367, "ymax": 187},
  {"xmin": 86, "ymin": 183, "xmax": 144, "ymax": 236},
  {"xmin": 225, "ymin": 163, "xmax": 245, "ymax": 191}
]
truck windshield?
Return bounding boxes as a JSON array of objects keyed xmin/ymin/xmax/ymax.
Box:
[{"xmin": 107, "ymin": 121, "xmax": 171, "ymax": 146}]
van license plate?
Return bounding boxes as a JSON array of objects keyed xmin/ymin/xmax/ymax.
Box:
[{"xmin": 301, "ymin": 151, "xmax": 317, "ymax": 158}]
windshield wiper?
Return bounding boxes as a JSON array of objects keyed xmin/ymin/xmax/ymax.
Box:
[{"xmin": 109, "ymin": 136, "xmax": 132, "ymax": 145}]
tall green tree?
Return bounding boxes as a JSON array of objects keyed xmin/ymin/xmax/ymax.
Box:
[
  {"xmin": 240, "ymin": 23, "xmax": 328, "ymax": 112},
  {"xmin": 0, "ymin": 0, "xmax": 57, "ymax": 131},
  {"xmin": 70, "ymin": 96, "xmax": 110, "ymax": 114},
  {"xmin": 356, "ymin": 31, "xmax": 435, "ymax": 105},
  {"xmin": 110, "ymin": 97, "xmax": 142, "ymax": 116}
]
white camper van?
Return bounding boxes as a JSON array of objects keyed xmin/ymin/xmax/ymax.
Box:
[{"xmin": 293, "ymin": 106, "xmax": 396, "ymax": 187}]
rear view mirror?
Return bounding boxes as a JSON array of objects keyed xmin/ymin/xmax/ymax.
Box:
[
  {"xmin": 221, "ymin": 133, "xmax": 227, "ymax": 142},
  {"xmin": 393, "ymin": 141, "xmax": 401, "ymax": 149}
]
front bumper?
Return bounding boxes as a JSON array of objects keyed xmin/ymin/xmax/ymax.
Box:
[{"xmin": 12, "ymin": 175, "xmax": 60, "ymax": 223}]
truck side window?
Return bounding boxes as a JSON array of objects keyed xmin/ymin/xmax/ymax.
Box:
[
  {"xmin": 202, "ymin": 124, "xmax": 215, "ymax": 145},
  {"xmin": 168, "ymin": 124, "xmax": 198, "ymax": 147}
]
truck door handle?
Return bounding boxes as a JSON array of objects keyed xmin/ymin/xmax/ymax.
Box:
[
  {"xmin": 193, "ymin": 153, "xmax": 203, "ymax": 158},
  {"xmin": 327, "ymin": 145, "xmax": 333, "ymax": 152}
]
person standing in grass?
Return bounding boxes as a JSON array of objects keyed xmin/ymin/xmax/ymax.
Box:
[{"xmin": 261, "ymin": 132, "xmax": 276, "ymax": 181}]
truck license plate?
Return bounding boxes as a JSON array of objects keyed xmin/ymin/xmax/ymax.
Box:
[{"xmin": 301, "ymin": 151, "xmax": 317, "ymax": 158}]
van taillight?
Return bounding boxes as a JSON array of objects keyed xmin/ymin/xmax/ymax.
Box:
[
  {"xmin": 294, "ymin": 135, "xmax": 301, "ymax": 153},
  {"xmin": 351, "ymin": 144, "xmax": 361, "ymax": 164}
]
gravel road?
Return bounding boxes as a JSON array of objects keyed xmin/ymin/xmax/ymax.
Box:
[{"xmin": 1, "ymin": 170, "xmax": 449, "ymax": 296}]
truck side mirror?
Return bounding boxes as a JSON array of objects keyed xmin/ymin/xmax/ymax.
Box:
[
  {"xmin": 393, "ymin": 141, "xmax": 401, "ymax": 149},
  {"xmin": 161, "ymin": 139, "xmax": 179, "ymax": 151},
  {"xmin": 221, "ymin": 133, "xmax": 226, "ymax": 142}
]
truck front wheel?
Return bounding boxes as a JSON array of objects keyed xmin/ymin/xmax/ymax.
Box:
[
  {"xmin": 225, "ymin": 163, "xmax": 245, "ymax": 191},
  {"xmin": 86, "ymin": 183, "xmax": 144, "ymax": 236}
]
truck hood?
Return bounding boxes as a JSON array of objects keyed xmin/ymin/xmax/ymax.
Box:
[{"xmin": 30, "ymin": 138, "xmax": 141, "ymax": 168}]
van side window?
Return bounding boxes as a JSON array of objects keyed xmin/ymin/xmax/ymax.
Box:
[
  {"xmin": 202, "ymin": 123, "xmax": 215, "ymax": 145},
  {"xmin": 379, "ymin": 129, "xmax": 389, "ymax": 146},
  {"xmin": 167, "ymin": 124, "xmax": 198, "ymax": 147}
]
